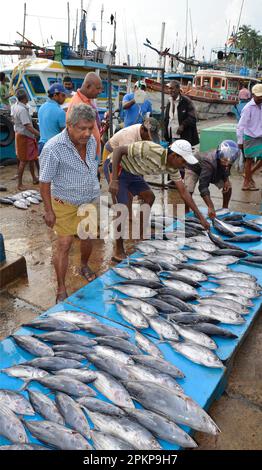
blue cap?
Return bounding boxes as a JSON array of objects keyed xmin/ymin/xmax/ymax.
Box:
[
  {"xmin": 216, "ymin": 140, "xmax": 240, "ymax": 163},
  {"xmin": 48, "ymin": 82, "xmax": 68, "ymax": 95}
]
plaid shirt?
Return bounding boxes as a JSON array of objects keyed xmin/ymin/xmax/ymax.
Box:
[{"xmin": 40, "ymin": 129, "xmax": 100, "ymax": 205}]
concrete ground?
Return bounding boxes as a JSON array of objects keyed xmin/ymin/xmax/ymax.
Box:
[{"xmin": 0, "ymin": 118, "xmax": 261, "ymax": 449}]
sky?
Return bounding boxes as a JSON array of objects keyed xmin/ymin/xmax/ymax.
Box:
[{"xmin": 0, "ymin": 0, "xmax": 261, "ymax": 67}]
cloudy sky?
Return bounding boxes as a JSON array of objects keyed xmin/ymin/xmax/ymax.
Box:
[{"xmin": 0, "ymin": 0, "xmax": 261, "ymax": 67}]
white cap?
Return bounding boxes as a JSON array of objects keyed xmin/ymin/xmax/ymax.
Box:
[
  {"xmin": 170, "ymin": 140, "xmax": 198, "ymax": 164},
  {"xmin": 135, "ymin": 80, "xmax": 146, "ymax": 88}
]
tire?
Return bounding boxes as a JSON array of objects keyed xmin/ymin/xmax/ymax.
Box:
[{"xmin": 0, "ymin": 115, "xmax": 15, "ymax": 147}]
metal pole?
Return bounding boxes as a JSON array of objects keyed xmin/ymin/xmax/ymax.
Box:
[
  {"xmin": 23, "ymin": 3, "xmax": 26, "ymax": 43},
  {"xmin": 67, "ymin": 2, "xmax": 70, "ymax": 45},
  {"xmin": 157, "ymin": 22, "xmax": 165, "ymax": 82},
  {"xmin": 161, "ymin": 68, "xmax": 165, "ymax": 186},
  {"xmin": 107, "ymin": 66, "xmax": 113, "ymax": 137},
  {"xmin": 100, "ymin": 4, "xmax": 104, "ymax": 47}
]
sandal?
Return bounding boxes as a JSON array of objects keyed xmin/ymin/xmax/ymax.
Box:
[
  {"xmin": 242, "ymin": 186, "xmax": 259, "ymax": 191},
  {"xmin": 79, "ymin": 266, "xmax": 97, "ymax": 282},
  {"xmin": 111, "ymin": 254, "xmax": 127, "ymax": 263},
  {"xmin": 33, "ymin": 179, "xmax": 39, "ymax": 185},
  {"xmin": 56, "ymin": 291, "xmax": 68, "ymax": 303}
]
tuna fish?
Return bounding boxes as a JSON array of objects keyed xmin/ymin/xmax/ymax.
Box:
[
  {"xmin": 1, "ymin": 365, "xmax": 49, "ymax": 381},
  {"xmin": 24, "ymin": 420, "xmax": 93, "ymax": 450},
  {"xmin": 124, "ymin": 381, "xmax": 220, "ymax": 434},
  {"xmin": 112, "ymin": 267, "xmax": 141, "ymax": 280},
  {"xmin": 93, "ymin": 371, "xmax": 135, "ymax": 408},
  {"xmin": 95, "ymin": 336, "xmax": 141, "ymax": 355},
  {"xmin": 26, "ymin": 375, "xmax": 96, "ymax": 397},
  {"xmin": 194, "ymin": 305, "xmax": 245, "ymax": 324},
  {"xmin": 170, "ymin": 341, "xmax": 224, "ymax": 369},
  {"xmin": 172, "ymin": 324, "xmax": 217, "ymax": 350},
  {"xmin": 24, "ymin": 356, "xmax": 82, "ymax": 371},
  {"xmin": 23, "ymin": 317, "xmax": 80, "ymax": 332},
  {"xmin": 53, "ymin": 368, "xmax": 97, "ymax": 383},
  {"xmin": 112, "ymin": 297, "xmax": 158, "ymax": 317},
  {"xmin": 224, "ymin": 234, "xmax": 261, "ymax": 243},
  {"xmin": 0, "ymin": 404, "xmax": 28, "ymax": 443},
  {"xmin": 148, "ymin": 316, "xmax": 180, "ymax": 341},
  {"xmin": 0, "ymin": 444, "xmax": 48, "ymax": 450},
  {"xmin": 183, "ymin": 249, "xmax": 211, "ymax": 261},
  {"xmin": 132, "ymin": 355, "xmax": 185, "ymax": 378},
  {"xmin": 0, "ymin": 390, "xmax": 35, "ymax": 415},
  {"xmin": 115, "ymin": 304, "xmax": 149, "ymax": 329},
  {"xmin": 135, "ymin": 331, "xmax": 163, "ymax": 358},
  {"xmin": 77, "ymin": 397, "xmax": 125, "ymax": 417},
  {"xmin": 192, "ymin": 323, "xmax": 238, "ymax": 339},
  {"xmin": 33, "ymin": 331, "xmax": 97, "ymax": 346},
  {"xmin": 162, "ymin": 279, "xmax": 199, "ymax": 299},
  {"xmin": 91, "ymin": 430, "xmax": 136, "ymax": 450},
  {"xmin": 92, "ymin": 344, "xmax": 134, "ymax": 364},
  {"xmin": 56, "ymin": 393, "xmax": 91, "ymax": 438},
  {"xmin": 11, "ymin": 335, "xmax": 54, "ymax": 357},
  {"xmin": 27, "ymin": 390, "xmax": 64, "ymax": 424},
  {"xmin": 126, "ymin": 364, "xmax": 183, "ymax": 393},
  {"xmin": 107, "ymin": 284, "xmax": 157, "ymax": 298},
  {"xmin": 54, "ymin": 351, "xmax": 86, "ymax": 361}
]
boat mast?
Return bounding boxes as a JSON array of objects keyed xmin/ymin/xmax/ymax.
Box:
[
  {"xmin": 157, "ymin": 22, "xmax": 165, "ymax": 82},
  {"xmin": 100, "ymin": 4, "xmax": 104, "ymax": 47},
  {"xmin": 185, "ymin": 0, "xmax": 189, "ymax": 71},
  {"xmin": 67, "ymin": 2, "xmax": 70, "ymax": 45},
  {"xmin": 22, "ymin": 3, "xmax": 27, "ymax": 43}
]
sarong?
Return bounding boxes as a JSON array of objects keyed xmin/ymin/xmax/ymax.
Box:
[
  {"xmin": 15, "ymin": 133, "xmax": 38, "ymax": 161},
  {"xmin": 243, "ymin": 135, "xmax": 262, "ymax": 160}
]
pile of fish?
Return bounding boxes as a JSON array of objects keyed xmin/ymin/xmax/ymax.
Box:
[
  {"xmin": 0, "ymin": 190, "xmax": 42, "ymax": 209},
  {"xmin": 0, "ymin": 212, "xmax": 261, "ymax": 450},
  {"xmin": 0, "ymin": 309, "xmax": 220, "ymax": 450}
]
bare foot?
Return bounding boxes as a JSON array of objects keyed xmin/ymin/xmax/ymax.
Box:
[
  {"xmin": 56, "ymin": 291, "xmax": 68, "ymax": 303},
  {"xmin": 111, "ymin": 253, "xmax": 127, "ymax": 263},
  {"xmin": 17, "ymin": 185, "xmax": 27, "ymax": 191},
  {"xmin": 79, "ymin": 266, "xmax": 97, "ymax": 282}
]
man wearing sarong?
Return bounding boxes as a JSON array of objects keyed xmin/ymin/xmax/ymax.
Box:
[
  {"xmin": 237, "ymin": 83, "xmax": 262, "ymax": 191},
  {"xmin": 12, "ymin": 89, "xmax": 40, "ymax": 190}
]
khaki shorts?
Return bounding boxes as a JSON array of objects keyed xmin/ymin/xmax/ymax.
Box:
[
  {"xmin": 184, "ymin": 169, "xmax": 225, "ymax": 193},
  {"xmin": 52, "ymin": 198, "xmax": 100, "ymax": 238}
]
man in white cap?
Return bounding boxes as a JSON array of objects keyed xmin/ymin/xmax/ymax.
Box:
[
  {"xmin": 122, "ymin": 80, "xmax": 152, "ymax": 128},
  {"xmin": 109, "ymin": 139, "xmax": 210, "ymax": 255},
  {"xmin": 237, "ymin": 83, "xmax": 262, "ymax": 190}
]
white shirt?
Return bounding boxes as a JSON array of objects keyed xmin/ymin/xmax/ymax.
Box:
[{"xmin": 168, "ymin": 96, "xmax": 180, "ymax": 140}]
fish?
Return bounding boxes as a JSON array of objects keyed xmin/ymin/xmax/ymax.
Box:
[
  {"xmin": 27, "ymin": 196, "xmax": 40, "ymax": 204},
  {"xmin": 177, "ymin": 269, "xmax": 208, "ymax": 282},
  {"xmin": 86, "ymin": 411, "xmax": 162, "ymax": 450},
  {"xmin": 47, "ymin": 310, "xmax": 99, "ymax": 325},
  {"xmin": 86, "ymin": 353, "xmax": 130, "ymax": 382},
  {"xmin": 132, "ymin": 266, "xmax": 161, "ymax": 282},
  {"xmin": 209, "ymin": 292, "xmax": 254, "ymax": 307},
  {"xmin": 160, "ymin": 271, "xmax": 202, "ymax": 288},
  {"xmin": 221, "ymin": 214, "xmax": 244, "ymax": 222},
  {"xmin": 148, "ymin": 316, "xmax": 180, "ymax": 341},
  {"xmin": 33, "ymin": 331, "xmax": 97, "ymax": 346},
  {"xmin": 146, "ymin": 240, "xmax": 182, "ymax": 252},
  {"xmin": 145, "ymin": 256, "xmax": 178, "ymax": 270},
  {"xmin": 208, "ymin": 232, "xmax": 246, "ymax": 252},
  {"xmin": 90, "ymin": 430, "xmax": 136, "ymax": 450},
  {"xmin": 0, "ymin": 390, "xmax": 35, "ymax": 416},
  {"xmin": 24, "ymin": 420, "xmax": 93, "ymax": 450},
  {"xmin": 212, "ymin": 218, "xmax": 236, "ymax": 237},
  {"xmin": 171, "ymin": 340, "xmax": 224, "ymax": 369},
  {"xmin": 124, "ymin": 381, "xmax": 220, "ymax": 434},
  {"xmin": 25, "ymin": 375, "xmax": 97, "ymax": 397},
  {"xmin": 123, "ymin": 408, "xmax": 197, "ymax": 448},
  {"xmin": 93, "ymin": 371, "xmax": 135, "ymax": 408},
  {"xmin": 112, "ymin": 267, "xmax": 141, "ymax": 280},
  {"xmin": 239, "ymin": 256, "xmax": 262, "ymax": 265},
  {"xmin": 172, "ymin": 324, "xmax": 217, "ymax": 350},
  {"xmin": 77, "ymin": 397, "xmax": 125, "ymax": 417},
  {"xmin": 158, "ymin": 283, "xmax": 199, "ymax": 301},
  {"xmin": 92, "ymin": 345, "xmax": 134, "ymax": 364},
  {"xmin": 115, "ymin": 304, "xmax": 149, "ymax": 329},
  {"xmin": 207, "ymin": 255, "xmax": 239, "ymax": 265},
  {"xmin": 192, "ymin": 262, "xmax": 229, "ymax": 275},
  {"xmin": 56, "ymin": 392, "xmax": 91, "ymax": 438},
  {"xmin": 145, "ymin": 297, "xmax": 181, "ymax": 313},
  {"xmin": 22, "ymin": 191, "xmax": 33, "ymax": 197},
  {"xmin": 192, "ymin": 323, "xmax": 238, "ymax": 339},
  {"xmin": 0, "ymin": 197, "xmax": 14, "ymax": 205},
  {"xmin": 128, "ymin": 259, "xmax": 161, "ymax": 272},
  {"xmin": 95, "ymin": 336, "xmax": 141, "ymax": 355},
  {"xmin": 194, "ymin": 305, "xmax": 245, "ymax": 324},
  {"xmin": 212, "ymin": 271, "xmax": 257, "ymax": 282},
  {"xmin": 224, "ymin": 234, "xmax": 262, "ymax": 243},
  {"xmin": 52, "ymin": 368, "xmax": 97, "ymax": 383},
  {"xmin": 183, "ymin": 249, "xmax": 211, "ymax": 261},
  {"xmin": 136, "ymin": 243, "xmax": 156, "ymax": 254},
  {"xmin": 1, "ymin": 365, "xmax": 49, "ymax": 380},
  {"xmin": 54, "ymin": 351, "xmax": 86, "ymax": 361},
  {"xmin": 211, "ymin": 286, "xmax": 260, "ymax": 299},
  {"xmin": 0, "ymin": 404, "xmax": 28, "ymax": 443},
  {"xmin": 211, "ymin": 278, "xmax": 261, "ymax": 291},
  {"xmin": 114, "ymin": 279, "xmax": 163, "ymax": 290},
  {"xmin": 0, "ymin": 444, "xmax": 48, "ymax": 450},
  {"xmin": 215, "ymin": 208, "xmax": 231, "ymax": 216},
  {"xmin": 197, "ymin": 297, "xmax": 249, "ymax": 314},
  {"xmin": 79, "ymin": 323, "xmax": 130, "ymax": 338},
  {"xmin": 211, "ymin": 249, "xmax": 247, "ymax": 258},
  {"xmin": 185, "ymin": 242, "xmax": 217, "ymax": 253},
  {"xmin": 155, "ymin": 250, "xmax": 188, "ymax": 264},
  {"xmin": 112, "ymin": 298, "xmax": 158, "ymax": 317},
  {"xmin": 241, "ymin": 220, "xmax": 262, "ymax": 232},
  {"xmin": 252, "ymin": 217, "xmax": 262, "ymax": 226},
  {"xmin": 52, "ymin": 343, "xmax": 95, "ymax": 357},
  {"xmin": 24, "ymin": 356, "xmax": 82, "ymax": 371},
  {"xmin": 13, "ymin": 199, "xmax": 28, "ymax": 209},
  {"xmin": 132, "ymin": 355, "xmax": 185, "ymax": 378},
  {"xmin": 126, "ymin": 364, "xmax": 183, "ymax": 393},
  {"xmin": 157, "ymin": 295, "xmax": 195, "ymax": 312},
  {"xmin": 135, "ymin": 331, "xmax": 163, "ymax": 358},
  {"xmin": 27, "ymin": 390, "xmax": 64, "ymax": 424},
  {"xmin": 168, "ymin": 312, "xmax": 220, "ymax": 324},
  {"xmin": 23, "ymin": 317, "xmax": 80, "ymax": 331},
  {"xmin": 107, "ymin": 284, "xmax": 157, "ymax": 298},
  {"xmin": 11, "ymin": 334, "xmax": 54, "ymax": 357}
]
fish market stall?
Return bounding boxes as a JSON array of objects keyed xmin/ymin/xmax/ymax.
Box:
[{"xmin": 0, "ymin": 211, "xmax": 261, "ymax": 450}]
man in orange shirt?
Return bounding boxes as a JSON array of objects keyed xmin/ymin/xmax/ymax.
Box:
[{"xmin": 67, "ymin": 72, "xmax": 103, "ymax": 158}]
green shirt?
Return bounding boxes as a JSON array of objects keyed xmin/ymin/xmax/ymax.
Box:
[
  {"xmin": 0, "ymin": 83, "xmax": 9, "ymax": 106},
  {"xmin": 121, "ymin": 141, "xmax": 182, "ymax": 182}
]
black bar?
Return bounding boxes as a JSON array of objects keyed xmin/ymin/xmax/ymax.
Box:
[{"xmin": 107, "ymin": 65, "xmax": 113, "ymax": 138}]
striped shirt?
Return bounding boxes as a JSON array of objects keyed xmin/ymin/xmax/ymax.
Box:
[
  {"xmin": 120, "ymin": 141, "xmax": 182, "ymax": 182},
  {"xmin": 39, "ymin": 129, "xmax": 100, "ymax": 206}
]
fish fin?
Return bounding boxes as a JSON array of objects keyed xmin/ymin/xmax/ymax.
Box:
[{"xmin": 19, "ymin": 379, "xmax": 31, "ymax": 391}]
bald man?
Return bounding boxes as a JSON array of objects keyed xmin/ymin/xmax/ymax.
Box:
[{"xmin": 67, "ymin": 72, "xmax": 103, "ymax": 158}]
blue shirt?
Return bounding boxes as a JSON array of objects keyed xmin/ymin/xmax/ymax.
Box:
[
  {"xmin": 39, "ymin": 129, "xmax": 100, "ymax": 206},
  {"xmin": 123, "ymin": 93, "xmax": 152, "ymax": 127},
  {"xmin": 38, "ymin": 98, "xmax": 66, "ymax": 144}
]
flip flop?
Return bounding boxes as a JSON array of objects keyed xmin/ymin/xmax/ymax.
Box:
[
  {"xmin": 79, "ymin": 266, "xmax": 97, "ymax": 282},
  {"xmin": 56, "ymin": 291, "xmax": 68, "ymax": 303},
  {"xmin": 111, "ymin": 255, "xmax": 127, "ymax": 263},
  {"xmin": 242, "ymin": 186, "xmax": 259, "ymax": 191}
]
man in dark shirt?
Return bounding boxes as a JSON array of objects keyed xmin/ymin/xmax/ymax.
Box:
[{"xmin": 184, "ymin": 140, "xmax": 240, "ymax": 219}]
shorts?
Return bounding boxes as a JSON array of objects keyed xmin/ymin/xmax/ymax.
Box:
[
  {"xmin": 51, "ymin": 197, "xmax": 100, "ymax": 238},
  {"xmin": 184, "ymin": 169, "xmax": 225, "ymax": 194},
  {"xmin": 38, "ymin": 142, "xmax": 45, "ymax": 155},
  {"xmin": 103, "ymin": 159, "xmax": 150, "ymax": 205}
]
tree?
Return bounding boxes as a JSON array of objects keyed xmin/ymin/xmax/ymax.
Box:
[{"xmin": 236, "ymin": 25, "xmax": 262, "ymax": 67}]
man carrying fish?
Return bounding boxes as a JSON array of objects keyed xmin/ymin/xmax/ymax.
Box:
[
  {"xmin": 108, "ymin": 139, "xmax": 210, "ymax": 256},
  {"xmin": 184, "ymin": 140, "xmax": 240, "ymax": 219},
  {"xmin": 39, "ymin": 104, "xmax": 100, "ymax": 302}
]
